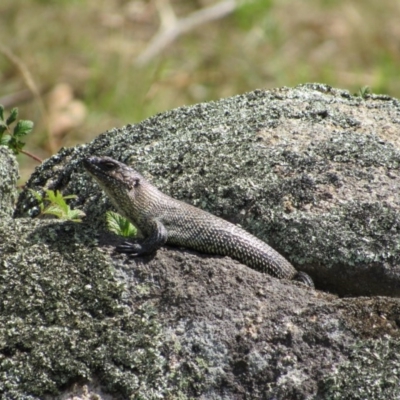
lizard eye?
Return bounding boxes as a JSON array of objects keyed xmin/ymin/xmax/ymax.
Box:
[
  {"xmin": 133, "ymin": 178, "xmax": 140, "ymax": 187},
  {"xmin": 102, "ymin": 161, "xmax": 116, "ymax": 171}
]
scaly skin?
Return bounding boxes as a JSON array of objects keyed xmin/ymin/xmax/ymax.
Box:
[{"xmin": 83, "ymin": 156, "xmax": 314, "ymax": 287}]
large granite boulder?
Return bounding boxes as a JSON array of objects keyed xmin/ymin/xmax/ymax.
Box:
[
  {"xmin": 1, "ymin": 84, "xmax": 399, "ymax": 399},
  {"xmin": 16, "ymin": 83, "xmax": 400, "ymax": 297}
]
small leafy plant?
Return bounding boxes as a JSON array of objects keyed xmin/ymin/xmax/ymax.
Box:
[
  {"xmin": 0, "ymin": 104, "xmax": 41, "ymax": 162},
  {"xmin": 31, "ymin": 189, "xmax": 86, "ymax": 222},
  {"xmin": 356, "ymin": 86, "xmax": 372, "ymax": 99},
  {"xmin": 106, "ymin": 210, "xmax": 137, "ymax": 238}
]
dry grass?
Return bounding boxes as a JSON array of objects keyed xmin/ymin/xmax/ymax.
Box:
[{"xmin": 1, "ymin": 0, "xmax": 399, "ymax": 179}]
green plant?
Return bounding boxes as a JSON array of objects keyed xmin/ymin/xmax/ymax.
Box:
[
  {"xmin": 106, "ymin": 210, "xmax": 137, "ymax": 238},
  {"xmin": 0, "ymin": 104, "xmax": 41, "ymax": 162},
  {"xmin": 31, "ymin": 189, "xmax": 86, "ymax": 222},
  {"xmin": 356, "ymin": 86, "xmax": 372, "ymax": 99}
]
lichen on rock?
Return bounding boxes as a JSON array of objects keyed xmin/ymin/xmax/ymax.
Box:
[
  {"xmin": 0, "ymin": 146, "xmax": 19, "ymax": 218},
  {"xmin": 15, "ymin": 83, "xmax": 400, "ymax": 297},
  {"xmin": 3, "ymin": 84, "xmax": 400, "ymax": 399}
]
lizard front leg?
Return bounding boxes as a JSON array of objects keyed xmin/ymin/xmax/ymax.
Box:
[{"xmin": 116, "ymin": 219, "xmax": 168, "ymax": 256}]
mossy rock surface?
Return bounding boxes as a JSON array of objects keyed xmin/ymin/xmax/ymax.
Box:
[
  {"xmin": 1, "ymin": 215, "xmax": 400, "ymax": 399},
  {"xmin": 0, "ymin": 146, "xmax": 18, "ymax": 218},
  {"xmin": 16, "ymin": 83, "xmax": 400, "ymax": 296},
  {"xmin": 3, "ymin": 84, "xmax": 400, "ymax": 399}
]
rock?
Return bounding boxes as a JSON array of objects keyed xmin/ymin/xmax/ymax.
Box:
[
  {"xmin": 3, "ymin": 84, "xmax": 400, "ymax": 399},
  {"xmin": 1, "ymin": 218, "xmax": 399, "ymax": 400},
  {"xmin": 15, "ymin": 83, "xmax": 400, "ymax": 297},
  {"xmin": 0, "ymin": 146, "xmax": 18, "ymax": 218}
]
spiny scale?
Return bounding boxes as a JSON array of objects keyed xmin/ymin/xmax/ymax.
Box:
[{"xmin": 83, "ymin": 156, "xmax": 314, "ymax": 287}]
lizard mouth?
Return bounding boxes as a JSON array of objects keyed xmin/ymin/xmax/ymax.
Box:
[
  {"xmin": 82, "ymin": 156, "xmax": 103, "ymax": 178},
  {"xmin": 83, "ymin": 155, "xmax": 107, "ymax": 165},
  {"xmin": 82, "ymin": 156, "xmax": 96, "ymax": 170},
  {"xmin": 83, "ymin": 156, "xmax": 133, "ymax": 189},
  {"xmin": 83, "ymin": 156, "xmax": 118, "ymax": 174},
  {"xmin": 83, "ymin": 156, "xmax": 114, "ymax": 181}
]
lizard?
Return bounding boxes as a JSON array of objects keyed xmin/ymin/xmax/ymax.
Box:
[{"xmin": 83, "ymin": 156, "xmax": 314, "ymax": 287}]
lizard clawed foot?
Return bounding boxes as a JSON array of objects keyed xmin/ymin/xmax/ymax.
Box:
[
  {"xmin": 115, "ymin": 241, "xmax": 142, "ymax": 256},
  {"xmin": 293, "ymin": 271, "xmax": 314, "ymax": 288}
]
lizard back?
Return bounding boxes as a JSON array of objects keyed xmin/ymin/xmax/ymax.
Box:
[{"xmin": 83, "ymin": 156, "xmax": 313, "ymax": 286}]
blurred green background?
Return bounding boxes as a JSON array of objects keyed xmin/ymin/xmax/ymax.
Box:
[{"xmin": 1, "ymin": 0, "xmax": 400, "ymax": 179}]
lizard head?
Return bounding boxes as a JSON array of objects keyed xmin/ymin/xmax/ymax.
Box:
[
  {"xmin": 83, "ymin": 156, "xmax": 142, "ymax": 191},
  {"xmin": 84, "ymin": 155, "xmax": 166, "ymax": 227},
  {"xmin": 83, "ymin": 156, "xmax": 151, "ymax": 222}
]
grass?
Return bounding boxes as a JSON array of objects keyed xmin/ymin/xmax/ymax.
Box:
[{"xmin": 1, "ymin": 0, "xmax": 400, "ymax": 180}]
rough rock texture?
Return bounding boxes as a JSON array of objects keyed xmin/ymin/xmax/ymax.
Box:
[
  {"xmin": 0, "ymin": 146, "xmax": 18, "ymax": 218},
  {"xmin": 1, "ymin": 218, "xmax": 400, "ymax": 400},
  {"xmin": 2, "ymin": 84, "xmax": 400, "ymax": 399},
  {"xmin": 15, "ymin": 83, "xmax": 400, "ymax": 297}
]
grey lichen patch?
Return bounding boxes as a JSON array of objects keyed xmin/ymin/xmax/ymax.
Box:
[
  {"xmin": 1, "ymin": 216, "xmax": 246, "ymax": 399},
  {"xmin": 54, "ymin": 383, "xmax": 107, "ymax": 400},
  {"xmin": 0, "ymin": 146, "xmax": 19, "ymax": 217},
  {"xmin": 272, "ymin": 201, "xmax": 400, "ymax": 295},
  {"xmin": 163, "ymin": 320, "xmax": 229, "ymax": 397},
  {"xmin": 14, "ymin": 83, "xmax": 400, "ymax": 296},
  {"xmin": 321, "ymin": 335, "xmax": 400, "ymax": 400},
  {"xmin": 0, "ymin": 218, "xmax": 168, "ymax": 400},
  {"xmin": 2, "ymin": 214, "xmax": 399, "ymax": 398}
]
